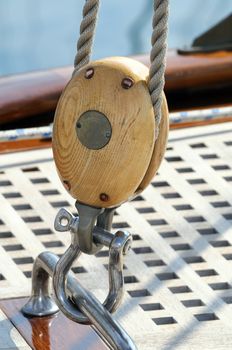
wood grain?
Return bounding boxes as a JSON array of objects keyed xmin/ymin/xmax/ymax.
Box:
[
  {"xmin": 0, "ymin": 298, "xmax": 108, "ymax": 350},
  {"xmin": 53, "ymin": 57, "xmax": 155, "ymax": 208},
  {"xmin": 136, "ymin": 93, "xmax": 169, "ymax": 194}
]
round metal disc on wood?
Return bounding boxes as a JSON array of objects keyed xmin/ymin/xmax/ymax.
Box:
[{"xmin": 52, "ymin": 57, "xmax": 167, "ymax": 208}]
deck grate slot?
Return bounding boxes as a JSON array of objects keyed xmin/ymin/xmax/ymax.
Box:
[
  {"xmin": 0, "ymin": 231, "xmax": 14, "ymax": 238},
  {"xmin": 96, "ymin": 250, "xmax": 109, "ymax": 258},
  {"xmin": 199, "ymin": 190, "xmax": 218, "ymax": 196},
  {"xmin": 222, "ymin": 296, "xmax": 232, "ymax": 304},
  {"xmin": 71, "ymin": 266, "xmax": 87, "ymax": 274},
  {"xmin": 32, "ymin": 228, "xmax": 53, "ymax": 235},
  {"xmin": 50, "ymin": 201, "xmax": 70, "ymax": 208},
  {"xmin": 174, "ymin": 204, "xmax": 193, "ymax": 211},
  {"xmin": 128, "ymin": 289, "xmax": 151, "ymax": 298},
  {"xmin": 13, "ymin": 257, "xmax": 34, "ymax": 265},
  {"xmin": 112, "ymin": 222, "xmax": 130, "ymax": 229},
  {"xmin": 22, "ymin": 167, "xmax": 39, "ymax": 172},
  {"xmin": 160, "ymin": 231, "xmax": 179, "ymax": 238},
  {"xmin": 41, "ymin": 189, "xmax": 60, "ymax": 195},
  {"xmin": 22, "ymin": 216, "xmax": 42, "ymax": 223},
  {"xmin": 0, "ymin": 180, "xmax": 12, "ymax": 186},
  {"xmin": 169, "ymin": 285, "xmax": 192, "ymax": 294},
  {"xmin": 198, "ymin": 227, "xmax": 218, "ymax": 235},
  {"xmin": 3, "ymin": 192, "xmax": 22, "ymax": 198},
  {"xmin": 136, "ymin": 207, "xmax": 155, "ymax": 213},
  {"xmin": 223, "ymin": 254, "xmax": 232, "ymax": 260},
  {"xmin": 200, "ymin": 154, "xmax": 218, "ymax": 159},
  {"xmin": 223, "ymin": 213, "xmax": 232, "ymax": 220},
  {"xmin": 194, "ymin": 313, "xmax": 218, "ymax": 321},
  {"xmin": 13, "ymin": 204, "xmax": 32, "ymax": 211},
  {"xmin": 152, "ymin": 181, "xmax": 170, "ymax": 188},
  {"xmin": 162, "ymin": 192, "xmax": 181, "ymax": 199},
  {"xmin": 209, "ymin": 282, "xmax": 231, "ymax": 290},
  {"xmin": 181, "ymin": 299, "xmax": 204, "ymax": 307},
  {"xmin": 212, "ymin": 165, "xmax": 230, "ymax": 171},
  {"xmin": 165, "ymin": 156, "xmax": 183, "ymax": 162},
  {"xmin": 176, "ymin": 167, "xmax": 194, "ymax": 173},
  {"xmin": 184, "ymin": 256, "xmax": 205, "ymax": 264},
  {"xmin": 3, "ymin": 244, "xmax": 24, "ymax": 251},
  {"xmin": 132, "ymin": 234, "xmax": 142, "ymax": 241},
  {"xmin": 185, "ymin": 216, "xmax": 206, "ymax": 223},
  {"xmin": 225, "ymin": 141, "xmax": 232, "ymax": 146},
  {"xmin": 224, "ymin": 176, "xmax": 232, "ymax": 182},
  {"xmin": 133, "ymin": 247, "xmax": 154, "ymax": 254},
  {"xmin": 211, "ymin": 201, "xmax": 230, "ymax": 208},
  {"xmin": 210, "ymin": 240, "xmax": 230, "ymax": 248},
  {"xmin": 43, "ymin": 240, "xmax": 64, "ymax": 248},
  {"xmin": 23, "ymin": 271, "xmax": 32, "ymax": 278},
  {"xmin": 31, "ymin": 178, "xmax": 50, "ymax": 184},
  {"xmin": 156, "ymin": 272, "xmax": 178, "ymax": 281},
  {"xmin": 171, "ymin": 243, "xmax": 192, "ymax": 251},
  {"xmin": 131, "ymin": 196, "xmax": 144, "ymax": 201},
  {"xmin": 196, "ymin": 269, "xmax": 218, "ymax": 277},
  {"xmin": 152, "ymin": 316, "xmax": 177, "ymax": 325},
  {"xmin": 190, "ymin": 142, "xmax": 207, "ymax": 148},
  {"xmin": 140, "ymin": 303, "xmax": 164, "ymax": 311},
  {"xmin": 124, "ymin": 276, "xmax": 139, "ymax": 284},
  {"xmin": 145, "ymin": 259, "xmax": 165, "ymax": 267},
  {"xmin": 148, "ymin": 219, "xmax": 168, "ymax": 226},
  {"xmin": 188, "ymin": 178, "xmax": 206, "ymax": 185}
]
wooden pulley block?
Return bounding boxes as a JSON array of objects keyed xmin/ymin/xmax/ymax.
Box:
[{"xmin": 53, "ymin": 57, "xmax": 169, "ymax": 208}]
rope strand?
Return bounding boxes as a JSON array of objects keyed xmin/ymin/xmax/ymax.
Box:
[
  {"xmin": 149, "ymin": 0, "xmax": 169, "ymax": 139},
  {"xmin": 74, "ymin": 0, "xmax": 100, "ymax": 71}
]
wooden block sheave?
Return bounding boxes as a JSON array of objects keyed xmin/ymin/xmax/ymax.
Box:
[{"xmin": 53, "ymin": 57, "xmax": 169, "ymax": 208}]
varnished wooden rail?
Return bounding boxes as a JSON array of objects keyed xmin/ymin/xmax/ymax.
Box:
[{"xmin": 0, "ymin": 50, "xmax": 232, "ymax": 129}]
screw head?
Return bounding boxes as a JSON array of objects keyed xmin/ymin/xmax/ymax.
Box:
[
  {"xmin": 85, "ymin": 67, "xmax": 94, "ymax": 79},
  {"xmin": 99, "ymin": 193, "xmax": 109, "ymax": 202},
  {"xmin": 121, "ymin": 77, "xmax": 134, "ymax": 89}
]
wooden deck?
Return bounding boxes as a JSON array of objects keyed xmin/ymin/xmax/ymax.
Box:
[{"xmin": 0, "ymin": 122, "xmax": 232, "ymax": 349}]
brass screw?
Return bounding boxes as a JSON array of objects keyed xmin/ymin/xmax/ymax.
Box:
[
  {"xmin": 63, "ymin": 180, "xmax": 71, "ymax": 191},
  {"xmin": 121, "ymin": 77, "xmax": 134, "ymax": 89},
  {"xmin": 85, "ymin": 67, "xmax": 94, "ymax": 79},
  {"xmin": 100, "ymin": 193, "xmax": 109, "ymax": 202}
]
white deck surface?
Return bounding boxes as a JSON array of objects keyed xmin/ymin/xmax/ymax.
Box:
[{"xmin": 0, "ymin": 122, "xmax": 232, "ymax": 349}]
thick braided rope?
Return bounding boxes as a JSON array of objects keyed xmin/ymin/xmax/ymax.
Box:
[
  {"xmin": 149, "ymin": 0, "xmax": 169, "ymax": 139},
  {"xmin": 74, "ymin": 0, "xmax": 100, "ymax": 71}
]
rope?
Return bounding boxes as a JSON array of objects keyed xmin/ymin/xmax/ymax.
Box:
[
  {"xmin": 149, "ymin": 0, "xmax": 169, "ymax": 139},
  {"xmin": 74, "ymin": 0, "xmax": 100, "ymax": 71},
  {"xmin": 74, "ymin": 0, "xmax": 169, "ymax": 138}
]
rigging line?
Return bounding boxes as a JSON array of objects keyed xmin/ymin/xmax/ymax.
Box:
[
  {"xmin": 149, "ymin": 0, "xmax": 169, "ymax": 139},
  {"xmin": 73, "ymin": 0, "xmax": 169, "ymax": 139},
  {"xmin": 74, "ymin": 0, "xmax": 100, "ymax": 71}
]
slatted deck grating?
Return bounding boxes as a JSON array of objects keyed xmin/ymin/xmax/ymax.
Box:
[{"xmin": 0, "ymin": 122, "xmax": 232, "ymax": 349}]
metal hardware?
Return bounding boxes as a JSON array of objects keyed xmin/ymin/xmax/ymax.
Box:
[
  {"xmin": 75, "ymin": 201, "xmax": 104, "ymax": 254},
  {"xmin": 121, "ymin": 77, "xmax": 134, "ymax": 89},
  {"xmin": 23, "ymin": 204, "xmax": 134, "ymax": 349},
  {"xmin": 22, "ymin": 252, "xmax": 137, "ymax": 350},
  {"xmin": 76, "ymin": 110, "xmax": 112, "ymax": 150},
  {"xmin": 53, "ymin": 207, "xmax": 132, "ymax": 323},
  {"xmin": 85, "ymin": 67, "xmax": 95, "ymax": 79}
]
